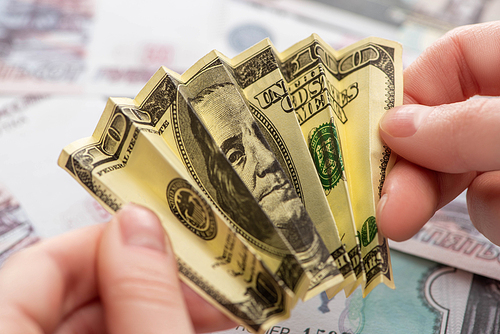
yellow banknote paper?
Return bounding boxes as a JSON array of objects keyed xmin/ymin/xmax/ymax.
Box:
[
  {"xmin": 59, "ymin": 34, "xmax": 402, "ymax": 332},
  {"xmin": 280, "ymin": 35, "xmax": 402, "ymax": 296},
  {"xmin": 58, "ymin": 98, "xmax": 295, "ymax": 332}
]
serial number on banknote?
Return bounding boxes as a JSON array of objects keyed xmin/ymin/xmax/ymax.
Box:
[{"xmin": 234, "ymin": 326, "xmax": 340, "ymax": 334}]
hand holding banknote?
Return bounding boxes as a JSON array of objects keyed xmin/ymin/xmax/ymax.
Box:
[
  {"xmin": 377, "ymin": 21, "xmax": 500, "ymax": 245},
  {"xmin": 58, "ymin": 34, "xmax": 403, "ymax": 326},
  {"xmin": 0, "ymin": 204, "xmax": 234, "ymax": 334}
]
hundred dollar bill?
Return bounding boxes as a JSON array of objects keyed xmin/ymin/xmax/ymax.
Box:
[
  {"xmin": 178, "ymin": 54, "xmax": 344, "ymax": 299},
  {"xmin": 58, "ymin": 98, "xmax": 294, "ymax": 332},
  {"xmin": 221, "ymin": 40, "xmax": 356, "ymax": 296},
  {"xmin": 134, "ymin": 67, "xmax": 316, "ymax": 302},
  {"xmin": 280, "ymin": 35, "xmax": 402, "ymax": 296},
  {"xmin": 279, "ymin": 36, "xmax": 365, "ymax": 295},
  {"xmin": 143, "ymin": 60, "xmax": 343, "ymax": 300}
]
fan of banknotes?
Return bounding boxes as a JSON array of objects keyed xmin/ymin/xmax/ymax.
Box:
[{"xmin": 58, "ymin": 34, "xmax": 402, "ymax": 333}]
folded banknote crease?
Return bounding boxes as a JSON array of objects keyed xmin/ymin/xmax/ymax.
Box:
[{"xmin": 59, "ymin": 34, "xmax": 402, "ymax": 333}]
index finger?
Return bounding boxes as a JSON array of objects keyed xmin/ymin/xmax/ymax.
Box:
[{"xmin": 404, "ymin": 21, "xmax": 500, "ymax": 105}]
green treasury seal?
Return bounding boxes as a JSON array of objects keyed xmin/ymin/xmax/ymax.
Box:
[{"xmin": 309, "ymin": 122, "xmax": 343, "ymax": 191}]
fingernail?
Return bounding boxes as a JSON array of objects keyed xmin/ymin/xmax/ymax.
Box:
[
  {"xmin": 380, "ymin": 105, "xmax": 434, "ymax": 137},
  {"xmin": 377, "ymin": 194, "xmax": 388, "ymax": 215},
  {"xmin": 376, "ymin": 194, "xmax": 388, "ymax": 234},
  {"xmin": 118, "ymin": 204, "xmax": 166, "ymax": 253}
]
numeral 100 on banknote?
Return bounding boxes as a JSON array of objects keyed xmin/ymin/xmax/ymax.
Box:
[{"xmin": 59, "ymin": 34, "xmax": 402, "ymax": 333}]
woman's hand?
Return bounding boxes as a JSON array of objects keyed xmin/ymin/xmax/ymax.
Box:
[
  {"xmin": 377, "ymin": 21, "xmax": 500, "ymax": 245},
  {"xmin": 0, "ymin": 204, "xmax": 235, "ymax": 334}
]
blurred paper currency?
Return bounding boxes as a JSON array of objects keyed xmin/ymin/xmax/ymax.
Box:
[
  {"xmin": 0, "ymin": 0, "xmax": 92, "ymax": 93},
  {"xmin": 243, "ymin": 0, "xmax": 500, "ymax": 65},
  {"xmin": 0, "ymin": 183, "xmax": 38, "ymax": 264},
  {"xmin": 391, "ymin": 194, "xmax": 500, "ymax": 283},
  {"xmin": 3, "ymin": 0, "xmax": 500, "ymax": 96},
  {"xmin": 214, "ymin": 249, "xmax": 500, "ymax": 334},
  {"xmin": 0, "ymin": 0, "xmax": 225, "ymax": 95},
  {"xmin": 84, "ymin": 0, "xmax": 227, "ymax": 96},
  {"xmin": 0, "ymin": 95, "xmax": 113, "ymax": 238}
]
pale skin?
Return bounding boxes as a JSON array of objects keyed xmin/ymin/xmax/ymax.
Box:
[
  {"xmin": 0, "ymin": 204, "xmax": 235, "ymax": 334},
  {"xmin": 1, "ymin": 21, "xmax": 499, "ymax": 333},
  {"xmin": 377, "ymin": 21, "xmax": 500, "ymax": 246}
]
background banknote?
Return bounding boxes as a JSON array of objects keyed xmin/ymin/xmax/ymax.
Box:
[
  {"xmin": 0, "ymin": 0, "xmax": 92, "ymax": 93},
  {"xmin": 0, "ymin": 183, "xmax": 38, "ymax": 264},
  {"xmin": 4, "ymin": 0, "xmax": 499, "ymax": 96},
  {"xmin": 213, "ymin": 249, "xmax": 500, "ymax": 334},
  {"xmin": 2, "ymin": 0, "xmax": 500, "ymax": 333},
  {"xmin": 0, "ymin": 95, "xmax": 113, "ymax": 238},
  {"xmin": 391, "ymin": 192, "xmax": 500, "ymax": 283},
  {"xmin": 242, "ymin": 0, "xmax": 500, "ymax": 65}
]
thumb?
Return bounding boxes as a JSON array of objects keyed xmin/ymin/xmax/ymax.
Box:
[
  {"xmin": 98, "ymin": 204, "xmax": 194, "ymax": 334},
  {"xmin": 380, "ymin": 98, "xmax": 500, "ymax": 173}
]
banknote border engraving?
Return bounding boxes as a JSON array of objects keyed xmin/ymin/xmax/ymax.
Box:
[
  {"xmin": 364, "ymin": 238, "xmax": 391, "ymax": 284},
  {"xmin": 139, "ymin": 75, "xmax": 177, "ymax": 126},
  {"xmin": 177, "ymin": 257, "xmax": 283, "ymax": 333},
  {"xmin": 331, "ymin": 245, "xmax": 351, "ymax": 277},
  {"xmin": 378, "ymin": 145, "xmax": 392, "ymax": 198},
  {"xmin": 232, "ymin": 47, "xmax": 278, "ymax": 89},
  {"xmin": 63, "ymin": 105, "xmax": 141, "ymax": 212}
]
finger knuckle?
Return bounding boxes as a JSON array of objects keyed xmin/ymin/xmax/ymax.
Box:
[{"xmin": 107, "ymin": 268, "xmax": 181, "ymax": 308}]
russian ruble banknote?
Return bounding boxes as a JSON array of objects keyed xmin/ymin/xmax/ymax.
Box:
[
  {"xmin": 0, "ymin": 0, "xmax": 91, "ymax": 94},
  {"xmin": 391, "ymin": 194, "xmax": 500, "ymax": 283},
  {"xmin": 214, "ymin": 248, "xmax": 500, "ymax": 334},
  {"xmin": 0, "ymin": 183, "xmax": 38, "ymax": 264},
  {"xmin": 59, "ymin": 34, "xmax": 402, "ymax": 331}
]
